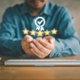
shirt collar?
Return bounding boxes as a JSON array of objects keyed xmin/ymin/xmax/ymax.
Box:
[
  {"xmin": 20, "ymin": 2, "xmax": 53, "ymax": 16},
  {"xmin": 40, "ymin": 1, "xmax": 53, "ymax": 16}
]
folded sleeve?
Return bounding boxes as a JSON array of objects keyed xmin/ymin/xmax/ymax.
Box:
[
  {"xmin": 0, "ymin": 8, "xmax": 24, "ymax": 56},
  {"xmin": 49, "ymin": 7, "xmax": 80, "ymax": 58}
]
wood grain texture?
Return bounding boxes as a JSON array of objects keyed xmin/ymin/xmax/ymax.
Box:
[
  {"xmin": 0, "ymin": 67, "xmax": 80, "ymax": 80},
  {"xmin": 0, "ymin": 54, "xmax": 80, "ymax": 80}
]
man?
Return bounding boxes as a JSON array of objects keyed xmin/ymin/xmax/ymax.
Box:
[{"xmin": 0, "ymin": 0, "xmax": 80, "ymax": 58}]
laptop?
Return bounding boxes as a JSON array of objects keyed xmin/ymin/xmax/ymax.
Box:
[{"xmin": 4, "ymin": 58, "xmax": 80, "ymax": 66}]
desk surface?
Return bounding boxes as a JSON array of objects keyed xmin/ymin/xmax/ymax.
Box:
[{"xmin": 0, "ymin": 54, "xmax": 80, "ymax": 80}]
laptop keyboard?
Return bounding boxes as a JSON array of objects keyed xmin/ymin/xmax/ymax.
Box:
[{"xmin": 4, "ymin": 59, "xmax": 80, "ymax": 66}]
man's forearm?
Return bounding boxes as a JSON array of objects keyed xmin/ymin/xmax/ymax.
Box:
[
  {"xmin": 49, "ymin": 36, "xmax": 80, "ymax": 58},
  {"xmin": 0, "ymin": 38, "xmax": 23, "ymax": 56}
]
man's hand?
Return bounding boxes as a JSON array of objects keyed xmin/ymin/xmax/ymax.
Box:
[
  {"xmin": 21, "ymin": 35, "xmax": 35, "ymax": 56},
  {"xmin": 30, "ymin": 36, "xmax": 55, "ymax": 58},
  {"xmin": 43, "ymin": 36, "xmax": 55, "ymax": 43}
]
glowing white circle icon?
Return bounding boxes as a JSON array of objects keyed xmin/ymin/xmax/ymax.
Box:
[{"xmin": 34, "ymin": 17, "xmax": 46, "ymax": 31}]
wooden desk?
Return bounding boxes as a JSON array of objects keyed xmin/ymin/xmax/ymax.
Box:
[{"xmin": 0, "ymin": 54, "xmax": 80, "ymax": 80}]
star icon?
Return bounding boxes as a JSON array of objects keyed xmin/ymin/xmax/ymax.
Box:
[
  {"xmin": 37, "ymin": 31, "xmax": 43, "ymax": 37},
  {"xmin": 23, "ymin": 29, "xmax": 29, "ymax": 35},
  {"xmin": 44, "ymin": 30, "xmax": 50, "ymax": 36},
  {"xmin": 30, "ymin": 30, "xmax": 36, "ymax": 36},
  {"xmin": 51, "ymin": 29, "xmax": 58, "ymax": 34}
]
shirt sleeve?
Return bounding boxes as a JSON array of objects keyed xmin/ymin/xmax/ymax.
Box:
[
  {"xmin": 0, "ymin": 8, "xmax": 24, "ymax": 56},
  {"xmin": 49, "ymin": 7, "xmax": 80, "ymax": 58}
]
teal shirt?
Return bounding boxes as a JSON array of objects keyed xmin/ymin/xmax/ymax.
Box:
[{"xmin": 0, "ymin": 2, "xmax": 80, "ymax": 58}]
